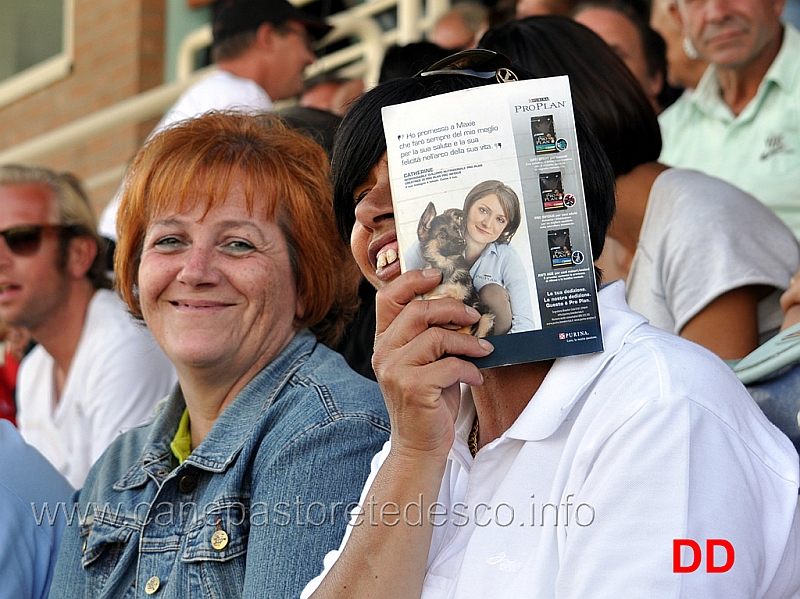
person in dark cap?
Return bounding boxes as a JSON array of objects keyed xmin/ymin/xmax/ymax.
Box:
[
  {"xmin": 172, "ymin": 0, "xmax": 331, "ymax": 126},
  {"xmin": 168, "ymin": 0, "xmax": 332, "ymax": 121},
  {"xmin": 98, "ymin": 0, "xmax": 332, "ymax": 241}
]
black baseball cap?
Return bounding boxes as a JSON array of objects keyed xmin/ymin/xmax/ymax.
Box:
[{"xmin": 213, "ymin": 0, "xmax": 333, "ymax": 44}]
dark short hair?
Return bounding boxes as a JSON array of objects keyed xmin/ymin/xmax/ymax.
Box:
[
  {"xmin": 462, "ymin": 180, "xmax": 521, "ymax": 244},
  {"xmin": 331, "ymin": 72, "xmax": 615, "ymax": 280},
  {"xmin": 210, "ymin": 21, "xmax": 307, "ymax": 63},
  {"xmin": 639, "ymin": 18, "xmax": 668, "ymax": 82},
  {"xmin": 480, "ymin": 15, "xmax": 662, "ymax": 177},
  {"xmin": 211, "ymin": 29, "xmax": 257, "ymax": 63},
  {"xmin": 379, "ymin": 42, "xmax": 454, "ymax": 83}
]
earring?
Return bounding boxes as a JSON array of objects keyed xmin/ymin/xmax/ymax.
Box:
[{"xmin": 683, "ymin": 37, "xmax": 699, "ymax": 60}]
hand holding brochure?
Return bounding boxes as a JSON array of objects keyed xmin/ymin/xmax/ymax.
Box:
[{"xmin": 381, "ymin": 76, "xmax": 603, "ymax": 368}]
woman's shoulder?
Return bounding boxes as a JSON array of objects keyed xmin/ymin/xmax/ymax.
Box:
[
  {"xmin": 494, "ymin": 241, "xmax": 521, "ymax": 256},
  {"xmin": 250, "ymin": 344, "xmax": 390, "ymax": 471},
  {"xmin": 281, "ymin": 341, "xmax": 389, "ymax": 425},
  {"xmin": 652, "ymin": 168, "xmax": 779, "ymax": 220},
  {"xmin": 648, "ymin": 168, "xmax": 798, "ymax": 254}
]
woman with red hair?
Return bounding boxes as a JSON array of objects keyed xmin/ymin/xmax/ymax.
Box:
[{"xmin": 50, "ymin": 111, "xmax": 389, "ymax": 599}]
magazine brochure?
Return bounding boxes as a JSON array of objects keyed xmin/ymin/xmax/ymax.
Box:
[{"xmin": 381, "ymin": 76, "xmax": 603, "ymax": 368}]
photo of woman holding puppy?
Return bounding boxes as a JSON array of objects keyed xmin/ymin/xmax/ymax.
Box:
[{"xmin": 405, "ymin": 180, "xmax": 535, "ymax": 334}]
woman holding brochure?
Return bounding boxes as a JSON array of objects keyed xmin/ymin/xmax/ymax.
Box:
[
  {"xmin": 404, "ymin": 179, "xmax": 535, "ymax": 334},
  {"xmin": 301, "ymin": 49, "xmax": 800, "ymax": 599}
]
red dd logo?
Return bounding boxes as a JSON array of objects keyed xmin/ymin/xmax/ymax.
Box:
[{"xmin": 673, "ymin": 539, "xmax": 734, "ymax": 573}]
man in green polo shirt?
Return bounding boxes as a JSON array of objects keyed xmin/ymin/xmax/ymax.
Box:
[{"xmin": 659, "ymin": 0, "xmax": 800, "ymax": 238}]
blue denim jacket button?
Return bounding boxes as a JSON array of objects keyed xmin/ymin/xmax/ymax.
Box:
[
  {"xmin": 178, "ymin": 475, "xmax": 198, "ymax": 493},
  {"xmin": 210, "ymin": 529, "xmax": 228, "ymax": 550},
  {"xmin": 145, "ymin": 575, "xmax": 160, "ymax": 594},
  {"xmin": 182, "ymin": 500, "xmax": 248, "ymax": 562}
]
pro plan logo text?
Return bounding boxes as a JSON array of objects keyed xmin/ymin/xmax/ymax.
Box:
[
  {"xmin": 673, "ymin": 539, "xmax": 734, "ymax": 573},
  {"xmin": 514, "ymin": 96, "xmax": 567, "ymax": 112}
]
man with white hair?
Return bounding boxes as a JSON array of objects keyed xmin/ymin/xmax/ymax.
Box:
[{"xmin": 659, "ymin": 0, "xmax": 800, "ymax": 237}]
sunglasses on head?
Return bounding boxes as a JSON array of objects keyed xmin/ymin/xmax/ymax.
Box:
[
  {"xmin": 416, "ymin": 49, "xmax": 518, "ymax": 83},
  {"xmin": 0, "ymin": 225, "xmax": 72, "ymax": 256}
]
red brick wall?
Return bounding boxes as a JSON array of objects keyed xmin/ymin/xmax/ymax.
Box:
[{"xmin": 0, "ymin": 0, "xmax": 165, "ymax": 215}]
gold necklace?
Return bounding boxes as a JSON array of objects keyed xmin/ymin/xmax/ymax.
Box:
[{"xmin": 468, "ymin": 414, "xmax": 479, "ymax": 457}]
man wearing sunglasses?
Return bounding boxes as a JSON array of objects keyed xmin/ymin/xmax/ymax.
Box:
[{"xmin": 0, "ymin": 165, "xmax": 176, "ymax": 488}]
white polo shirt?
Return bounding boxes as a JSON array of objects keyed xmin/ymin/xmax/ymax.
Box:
[
  {"xmin": 303, "ymin": 281, "xmax": 800, "ymax": 598},
  {"xmin": 17, "ymin": 290, "xmax": 176, "ymax": 487}
]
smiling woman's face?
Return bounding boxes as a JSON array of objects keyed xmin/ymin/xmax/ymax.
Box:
[
  {"xmin": 138, "ymin": 174, "xmax": 303, "ymax": 376},
  {"xmin": 350, "ymin": 155, "xmax": 400, "ymax": 290},
  {"xmin": 466, "ymin": 193, "xmax": 508, "ymax": 246}
]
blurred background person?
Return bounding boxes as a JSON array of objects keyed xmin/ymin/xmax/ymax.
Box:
[
  {"xmin": 430, "ymin": 2, "xmax": 490, "ymax": 50},
  {"xmin": 517, "ymin": 0, "xmax": 578, "ymax": 17},
  {"xmin": 659, "ymin": 0, "xmax": 800, "ymax": 238},
  {"xmin": 0, "ymin": 165, "xmax": 175, "ymax": 487},
  {"xmin": 98, "ymin": 0, "xmax": 332, "ymax": 244},
  {"xmin": 50, "ymin": 112, "xmax": 389, "ymax": 599},
  {"xmin": 298, "ymin": 75, "xmax": 365, "ymax": 116},
  {"xmin": 379, "ymin": 42, "xmax": 453, "ymax": 83},
  {"xmin": 279, "ymin": 75, "xmax": 365, "ymax": 158},
  {"xmin": 0, "ymin": 321, "xmax": 30, "ymax": 425},
  {"xmin": 573, "ymin": 1, "xmax": 668, "ymax": 113},
  {"xmin": 649, "ymin": 0, "xmax": 708, "ymax": 91}
]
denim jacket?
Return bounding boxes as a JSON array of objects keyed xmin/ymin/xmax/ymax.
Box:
[{"xmin": 49, "ymin": 330, "xmax": 390, "ymax": 599}]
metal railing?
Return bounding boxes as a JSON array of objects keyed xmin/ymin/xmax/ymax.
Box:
[{"xmin": 0, "ymin": 0, "xmax": 450, "ymax": 193}]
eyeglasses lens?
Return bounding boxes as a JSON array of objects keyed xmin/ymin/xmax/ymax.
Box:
[{"xmin": 1, "ymin": 226, "xmax": 44, "ymax": 256}]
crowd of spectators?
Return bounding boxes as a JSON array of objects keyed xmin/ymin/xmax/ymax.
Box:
[{"xmin": 2, "ymin": 0, "xmax": 800, "ymax": 597}]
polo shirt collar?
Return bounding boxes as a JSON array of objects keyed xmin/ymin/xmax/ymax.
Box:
[
  {"xmin": 763, "ymin": 24, "xmax": 800, "ymax": 92},
  {"xmin": 493, "ymin": 281, "xmax": 647, "ymax": 443}
]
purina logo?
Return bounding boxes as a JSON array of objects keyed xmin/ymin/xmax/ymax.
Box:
[
  {"xmin": 564, "ymin": 331, "xmax": 590, "ymax": 339},
  {"xmin": 559, "ymin": 333, "xmax": 566, "ymax": 340}
]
